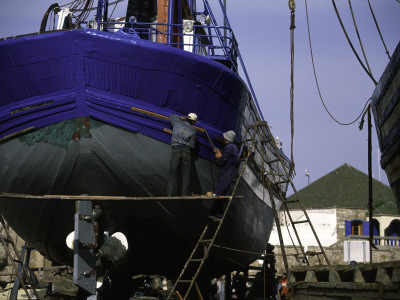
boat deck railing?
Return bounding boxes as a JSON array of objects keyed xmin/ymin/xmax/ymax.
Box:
[{"xmin": 96, "ymin": 19, "xmax": 239, "ymax": 70}]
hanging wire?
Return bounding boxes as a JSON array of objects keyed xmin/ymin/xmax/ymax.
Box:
[
  {"xmin": 348, "ymin": 0, "xmax": 373, "ymax": 75},
  {"xmin": 331, "ymin": 0, "xmax": 377, "ymax": 85},
  {"xmin": 108, "ymin": 0, "xmax": 119, "ymax": 20},
  {"xmin": 305, "ymin": 0, "xmax": 373, "ymax": 126},
  {"xmin": 289, "ymin": 2, "xmax": 296, "ymax": 176},
  {"xmin": 367, "ymin": 0, "xmax": 391, "ymax": 60}
]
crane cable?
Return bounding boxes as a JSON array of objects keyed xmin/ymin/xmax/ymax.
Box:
[
  {"xmin": 289, "ymin": 0, "xmax": 296, "ymax": 175},
  {"xmin": 305, "ymin": 0, "xmax": 372, "ymax": 126},
  {"xmin": 367, "ymin": 0, "xmax": 391, "ymax": 60},
  {"xmin": 331, "ymin": 0, "xmax": 377, "ymax": 85},
  {"xmin": 348, "ymin": 0, "xmax": 373, "ymax": 76}
]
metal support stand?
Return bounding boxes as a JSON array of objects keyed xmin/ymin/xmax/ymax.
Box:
[
  {"xmin": 0, "ymin": 215, "xmax": 41, "ymax": 300},
  {"xmin": 73, "ymin": 200, "xmax": 97, "ymax": 298},
  {"xmin": 10, "ymin": 244, "xmax": 33, "ymax": 300}
]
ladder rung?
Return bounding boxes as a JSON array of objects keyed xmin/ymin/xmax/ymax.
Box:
[
  {"xmin": 13, "ymin": 258, "xmax": 23, "ymax": 264},
  {"xmin": 264, "ymin": 172, "xmax": 285, "ymax": 177},
  {"xmin": 261, "ymin": 139, "xmax": 272, "ymax": 144},
  {"xmin": 189, "ymin": 259, "xmax": 204, "ymax": 262},
  {"xmin": 267, "ymin": 159, "xmax": 279, "ymax": 164},
  {"xmin": 178, "ymin": 280, "xmax": 192, "ymax": 283},
  {"xmin": 307, "ymin": 251, "xmax": 323, "ymax": 255},
  {"xmin": 292, "ymin": 220, "xmax": 309, "ymax": 225},
  {"xmin": 283, "ymin": 199, "xmax": 299, "ymax": 204},
  {"xmin": 276, "ymin": 180, "xmax": 289, "ymax": 184},
  {"xmin": 248, "ymin": 266, "xmax": 263, "ymax": 270},
  {"xmin": 201, "ymin": 239, "xmax": 212, "ymax": 243}
]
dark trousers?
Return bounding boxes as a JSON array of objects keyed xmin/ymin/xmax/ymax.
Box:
[
  {"xmin": 211, "ymin": 166, "xmax": 238, "ymax": 216},
  {"xmin": 167, "ymin": 146, "xmax": 191, "ymax": 196}
]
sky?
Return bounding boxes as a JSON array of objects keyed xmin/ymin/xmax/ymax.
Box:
[{"xmin": 0, "ymin": 0, "xmax": 399, "ymax": 196}]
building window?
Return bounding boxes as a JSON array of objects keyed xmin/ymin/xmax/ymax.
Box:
[{"xmin": 351, "ymin": 220, "xmax": 363, "ymax": 235}]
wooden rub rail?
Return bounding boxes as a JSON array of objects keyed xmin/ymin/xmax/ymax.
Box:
[
  {"xmin": 131, "ymin": 105, "xmax": 206, "ymax": 133},
  {"xmin": 0, "ymin": 192, "xmax": 242, "ymax": 201}
]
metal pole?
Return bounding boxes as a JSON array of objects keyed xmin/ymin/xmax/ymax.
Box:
[
  {"xmin": 368, "ymin": 106, "xmax": 373, "ymax": 263},
  {"xmin": 223, "ymin": 0, "xmax": 226, "ymax": 39},
  {"xmin": 167, "ymin": 0, "xmax": 175, "ymax": 45}
]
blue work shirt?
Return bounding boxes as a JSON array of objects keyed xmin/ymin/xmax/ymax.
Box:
[
  {"xmin": 170, "ymin": 114, "xmax": 196, "ymax": 148},
  {"xmin": 214, "ymin": 142, "xmax": 239, "ymax": 196},
  {"xmin": 218, "ymin": 142, "xmax": 239, "ymax": 171}
]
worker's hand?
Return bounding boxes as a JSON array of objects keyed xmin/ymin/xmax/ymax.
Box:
[{"xmin": 214, "ymin": 148, "xmax": 222, "ymax": 159}]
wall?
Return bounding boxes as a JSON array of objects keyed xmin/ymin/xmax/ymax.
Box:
[
  {"xmin": 272, "ymin": 244, "xmax": 400, "ymax": 277},
  {"xmin": 268, "ymin": 207, "xmax": 400, "ymax": 276},
  {"xmin": 269, "ymin": 208, "xmax": 338, "ymax": 247}
]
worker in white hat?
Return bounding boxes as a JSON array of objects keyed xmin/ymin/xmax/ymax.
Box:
[
  {"xmin": 167, "ymin": 112, "xmax": 198, "ymax": 196},
  {"xmin": 210, "ymin": 130, "xmax": 239, "ymax": 218}
]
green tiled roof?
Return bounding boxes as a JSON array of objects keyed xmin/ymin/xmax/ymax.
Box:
[{"xmin": 287, "ymin": 163, "xmax": 397, "ymax": 215}]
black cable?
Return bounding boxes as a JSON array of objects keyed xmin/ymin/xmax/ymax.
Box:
[
  {"xmin": 305, "ymin": 0, "xmax": 373, "ymax": 126},
  {"xmin": 331, "ymin": 0, "xmax": 377, "ymax": 85},
  {"xmin": 368, "ymin": 0, "xmax": 391, "ymax": 60},
  {"xmin": 348, "ymin": 0, "xmax": 373, "ymax": 75}
]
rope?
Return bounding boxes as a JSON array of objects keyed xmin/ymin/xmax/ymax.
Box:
[
  {"xmin": 331, "ymin": 0, "xmax": 377, "ymax": 85},
  {"xmin": 289, "ymin": 6, "xmax": 296, "ymax": 176},
  {"xmin": 305, "ymin": 0, "xmax": 372, "ymax": 126},
  {"xmin": 106, "ymin": 0, "xmax": 121, "ymax": 29},
  {"xmin": 348, "ymin": 0, "xmax": 373, "ymax": 75},
  {"xmin": 367, "ymin": 0, "xmax": 391, "ymax": 60},
  {"xmin": 211, "ymin": 244, "xmax": 263, "ymax": 256}
]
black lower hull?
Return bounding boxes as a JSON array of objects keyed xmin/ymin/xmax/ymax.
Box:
[{"xmin": 0, "ymin": 120, "xmax": 275, "ymax": 287}]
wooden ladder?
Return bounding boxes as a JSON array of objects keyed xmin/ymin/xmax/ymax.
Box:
[
  {"xmin": 247, "ymin": 121, "xmax": 330, "ymax": 276},
  {"xmin": 0, "ymin": 214, "xmax": 42, "ymax": 300},
  {"xmin": 166, "ymin": 128, "xmax": 259, "ymax": 300}
]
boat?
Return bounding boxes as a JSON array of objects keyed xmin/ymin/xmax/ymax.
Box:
[
  {"xmin": 0, "ymin": 0, "xmax": 291, "ymax": 298},
  {"xmin": 371, "ymin": 41, "xmax": 400, "ymax": 214}
]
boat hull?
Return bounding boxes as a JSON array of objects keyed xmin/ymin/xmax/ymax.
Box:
[
  {"xmin": 372, "ymin": 42, "xmax": 400, "ymax": 213},
  {"xmin": 0, "ymin": 28, "xmax": 281, "ymax": 295},
  {"xmin": 0, "ymin": 121, "xmax": 274, "ymax": 276}
]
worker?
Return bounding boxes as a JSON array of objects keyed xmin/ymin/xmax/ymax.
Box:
[
  {"xmin": 216, "ymin": 276, "xmax": 225, "ymax": 300},
  {"xmin": 167, "ymin": 112, "xmax": 197, "ymax": 196},
  {"xmin": 210, "ymin": 130, "xmax": 239, "ymax": 218},
  {"xmin": 277, "ymin": 273, "xmax": 289, "ymax": 300}
]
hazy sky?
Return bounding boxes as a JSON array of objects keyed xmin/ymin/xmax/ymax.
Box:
[{"xmin": 1, "ymin": 0, "xmax": 399, "ymax": 196}]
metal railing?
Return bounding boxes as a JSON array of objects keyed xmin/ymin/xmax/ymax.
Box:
[
  {"xmin": 346, "ymin": 235, "xmax": 400, "ymax": 247},
  {"xmin": 97, "ymin": 20, "xmax": 239, "ymax": 69}
]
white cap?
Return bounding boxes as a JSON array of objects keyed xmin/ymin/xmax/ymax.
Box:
[
  {"xmin": 223, "ymin": 130, "xmax": 236, "ymax": 142},
  {"xmin": 187, "ymin": 113, "xmax": 198, "ymax": 122}
]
